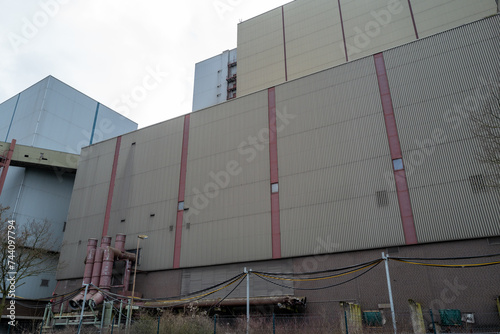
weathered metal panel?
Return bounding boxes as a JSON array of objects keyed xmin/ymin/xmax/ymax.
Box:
[
  {"xmin": 341, "ymin": 0, "xmax": 415, "ymax": 62},
  {"xmin": 412, "ymin": 0, "xmax": 497, "ymax": 39},
  {"xmin": 276, "ymin": 57, "xmax": 405, "ymax": 258},
  {"xmin": 384, "ymin": 15, "xmax": 500, "ymax": 243},
  {"xmin": 284, "ymin": 0, "xmax": 345, "ymax": 81},
  {"xmin": 181, "ymin": 92, "xmax": 272, "ymax": 267},
  {"xmin": 106, "ymin": 118, "xmax": 184, "ymax": 271},
  {"xmin": 237, "ymin": 8, "xmax": 286, "ymax": 97}
]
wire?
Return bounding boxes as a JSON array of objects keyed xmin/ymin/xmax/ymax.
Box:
[
  {"xmin": 254, "ymin": 261, "xmax": 381, "ymax": 291},
  {"xmin": 390, "ymin": 258, "xmax": 500, "ymax": 268},
  {"xmin": 253, "ymin": 258, "xmax": 384, "ymax": 276},
  {"xmin": 207, "ymin": 274, "xmax": 246, "ymax": 314},
  {"xmin": 390, "ymin": 253, "xmax": 500, "ymax": 261},
  {"xmin": 253, "ymin": 260, "xmax": 383, "ymax": 282}
]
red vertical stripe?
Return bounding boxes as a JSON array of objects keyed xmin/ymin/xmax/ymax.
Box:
[
  {"xmin": 268, "ymin": 87, "xmax": 281, "ymax": 258},
  {"xmin": 407, "ymin": 0, "xmax": 419, "ymax": 39},
  {"xmin": 281, "ymin": 6, "xmax": 288, "ymax": 81},
  {"xmin": 102, "ymin": 136, "xmax": 121, "ymax": 237},
  {"xmin": 0, "ymin": 139, "xmax": 16, "ymax": 197},
  {"xmin": 173, "ymin": 115, "xmax": 190, "ymax": 268},
  {"xmin": 374, "ymin": 53, "xmax": 418, "ymax": 245},
  {"xmin": 338, "ymin": 0, "xmax": 348, "ymax": 62}
]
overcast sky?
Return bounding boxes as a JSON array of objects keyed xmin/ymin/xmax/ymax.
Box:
[{"xmin": 0, "ymin": 0, "xmax": 290, "ymax": 128}]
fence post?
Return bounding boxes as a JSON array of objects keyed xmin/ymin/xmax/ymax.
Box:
[
  {"xmin": 273, "ymin": 313, "xmax": 275, "ymax": 334},
  {"xmin": 213, "ymin": 314, "xmax": 217, "ymax": 334},
  {"xmin": 344, "ymin": 310, "xmax": 349, "ymax": 334},
  {"xmin": 157, "ymin": 314, "xmax": 161, "ymax": 334},
  {"xmin": 430, "ymin": 309, "xmax": 437, "ymax": 334},
  {"xmin": 382, "ymin": 252, "xmax": 397, "ymax": 334}
]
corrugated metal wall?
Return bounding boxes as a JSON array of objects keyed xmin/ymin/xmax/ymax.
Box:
[
  {"xmin": 58, "ymin": 138, "xmax": 117, "ymax": 279},
  {"xmin": 412, "ymin": 0, "xmax": 497, "ymax": 38},
  {"xmin": 283, "ymin": 0, "xmax": 344, "ymax": 81},
  {"xmin": 385, "ymin": 15, "xmax": 500, "ymax": 243},
  {"xmin": 237, "ymin": 8, "xmax": 286, "ymax": 97},
  {"xmin": 276, "ymin": 56, "xmax": 405, "ymax": 258},
  {"xmin": 236, "ymin": 0, "xmax": 497, "ymax": 97},
  {"xmin": 182, "ymin": 91, "xmax": 272, "ymax": 267},
  {"xmin": 108, "ymin": 119, "xmax": 185, "ymax": 270},
  {"xmin": 341, "ymin": 0, "xmax": 415, "ymax": 61}
]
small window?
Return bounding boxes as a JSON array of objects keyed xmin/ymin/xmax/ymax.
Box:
[
  {"xmin": 376, "ymin": 191, "xmax": 389, "ymax": 207},
  {"xmin": 62, "ymin": 221, "xmax": 66, "ymax": 232},
  {"xmin": 271, "ymin": 183, "xmax": 279, "ymax": 193},
  {"xmin": 41, "ymin": 279, "xmax": 49, "ymax": 287},
  {"xmin": 469, "ymin": 174, "xmax": 485, "ymax": 193},
  {"xmin": 120, "ymin": 219, "xmax": 126, "ymax": 223},
  {"xmin": 392, "ymin": 159, "xmax": 403, "ymax": 171},
  {"xmin": 178, "ymin": 202, "xmax": 184, "ymax": 211}
]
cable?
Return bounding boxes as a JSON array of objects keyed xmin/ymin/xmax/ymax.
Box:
[
  {"xmin": 207, "ymin": 273, "xmax": 246, "ymax": 314},
  {"xmin": 253, "ymin": 258, "xmax": 384, "ymax": 276},
  {"xmin": 254, "ymin": 260, "xmax": 383, "ymax": 282},
  {"xmin": 390, "ymin": 258, "xmax": 500, "ymax": 268},
  {"xmin": 254, "ymin": 261, "xmax": 381, "ymax": 291},
  {"xmin": 390, "ymin": 253, "xmax": 500, "ymax": 261}
]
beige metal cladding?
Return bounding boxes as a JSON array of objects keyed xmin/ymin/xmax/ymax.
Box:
[
  {"xmin": 385, "ymin": 15, "xmax": 500, "ymax": 243},
  {"xmin": 275, "ymin": 57, "xmax": 405, "ymax": 258},
  {"xmin": 181, "ymin": 91, "xmax": 272, "ymax": 268},
  {"xmin": 237, "ymin": 7, "xmax": 286, "ymax": 97},
  {"xmin": 411, "ymin": 0, "xmax": 498, "ymax": 39},
  {"xmin": 107, "ymin": 119, "xmax": 185, "ymax": 271},
  {"xmin": 58, "ymin": 138, "xmax": 117, "ymax": 279},
  {"xmin": 283, "ymin": 0, "xmax": 345, "ymax": 81},
  {"xmin": 341, "ymin": 0, "xmax": 415, "ymax": 62}
]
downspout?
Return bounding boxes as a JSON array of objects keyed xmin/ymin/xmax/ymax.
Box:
[{"xmin": 69, "ymin": 238, "xmax": 98, "ymax": 309}]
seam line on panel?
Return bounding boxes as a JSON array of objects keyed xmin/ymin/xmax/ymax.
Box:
[
  {"xmin": 373, "ymin": 53, "xmax": 418, "ymax": 245},
  {"xmin": 268, "ymin": 87, "xmax": 282, "ymax": 258},
  {"xmin": 407, "ymin": 0, "xmax": 419, "ymax": 39},
  {"xmin": 89, "ymin": 103, "xmax": 100, "ymax": 145},
  {"xmin": 282, "ymin": 6, "xmax": 288, "ymax": 81},
  {"xmin": 338, "ymin": 0, "xmax": 349, "ymax": 62},
  {"xmin": 173, "ymin": 114, "xmax": 190, "ymax": 268},
  {"xmin": 102, "ymin": 136, "xmax": 122, "ymax": 237},
  {"xmin": 5, "ymin": 94, "xmax": 20, "ymax": 142}
]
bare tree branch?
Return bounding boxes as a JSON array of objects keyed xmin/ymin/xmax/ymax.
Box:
[{"xmin": 0, "ymin": 205, "xmax": 59, "ymax": 312}]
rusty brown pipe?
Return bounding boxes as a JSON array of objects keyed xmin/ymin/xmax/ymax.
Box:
[
  {"xmin": 88, "ymin": 246, "xmax": 136, "ymax": 308},
  {"xmin": 69, "ymin": 238, "xmax": 98, "ymax": 310}
]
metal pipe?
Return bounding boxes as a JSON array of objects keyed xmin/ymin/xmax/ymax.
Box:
[
  {"xmin": 69, "ymin": 239, "xmax": 98, "ymax": 310},
  {"xmin": 77, "ymin": 284, "xmax": 89, "ymax": 334},
  {"xmin": 245, "ymin": 267, "xmax": 250, "ymax": 334},
  {"xmin": 122, "ymin": 259, "xmax": 132, "ymax": 294},
  {"xmin": 86, "ymin": 247, "xmax": 104, "ymax": 300},
  {"xmin": 382, "ymin": 252, "xmax": 397, "ymax": 334},
  {"xmin": 89, "ymin": 246, "xmax": 136, "ymax": 308},
  {"xmin": 115, "ymin": 233, "xmax": 126, "ymax": 252}
]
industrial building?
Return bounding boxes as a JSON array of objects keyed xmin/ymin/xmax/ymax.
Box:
[
  {"xmin": 192, "ymin": 49, "xmax": 237, "ymax": 111},
  {"xmin": 0, "ymin": 76, "xmax": 137, "ymax": 330},
  {"xmin": 54, "ymin": 0, "xmax": 500, "ymax": 331}
]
